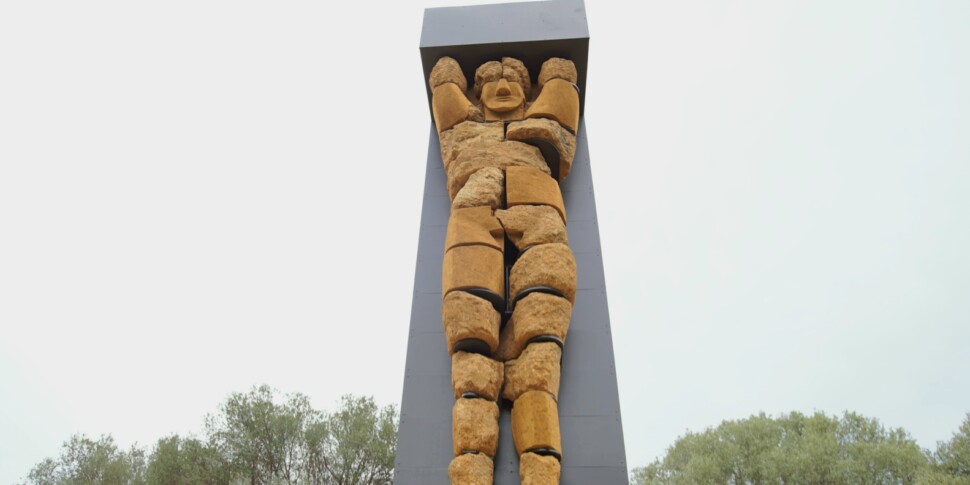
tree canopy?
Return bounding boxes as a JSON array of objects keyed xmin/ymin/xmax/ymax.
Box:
[
  {"xmin": 633, "ymin": 411, "xmax": 970, "ymax": 485},
  {"xmin": 23, "ymin": 386, "xmax": 397, "ymax": 485}
]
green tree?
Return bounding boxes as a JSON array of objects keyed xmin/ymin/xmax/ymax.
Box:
[
  {"xmin": 633, "ymin": 411, "xmax": 929, "ymax": 485},
  {"xmin": 308, "ymin": 395, "xmax": 397, "ymax": 485},
  {"xmin": 26, "ymin": 434, "xmax": 146, "ymax": 485},
  {"xmin": 205, "ymin": 386, "xmax": 397, "ymax": 485},
  {"xmin": 206, "ymin": 385, "xmax": 323, "ymax": 484},
  {"xmin": 145, "ymin": 435, "xmax": 230, "ymax": 485},
  {"xmin": 24, "ymin": 387, "xmax": 397, "ymax": 485},
  {"xmin": 928, "ymin": 413, "xmax": 970, "ymax": 484}
]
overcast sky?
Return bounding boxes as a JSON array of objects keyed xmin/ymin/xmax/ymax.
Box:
[{"xmin": 2, "ymin": 0, "xmax": 969, "ymax": 483}]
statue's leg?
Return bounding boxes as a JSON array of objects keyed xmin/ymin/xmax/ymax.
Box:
[{"xmin": 498, "ymin": 164, "xmax": 576, "ymax": 485}]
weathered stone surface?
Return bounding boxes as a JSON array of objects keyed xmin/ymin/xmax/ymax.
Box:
[
  {"xmin": 509, "ymin": 243, "xmax": 577, "ymax": 303},
  {"xmin": 442, "ymin": 291, "xmax": 501, "ymax": 355},
  {"xmin": 506, "ymin": 118, "xmax": 577, "ymax": 181},
  {"xmin": 502, "ymin": 57, "xmax": 532, "ymax": 95},
  {"xmin": 452, "ymin": 352, "xmax": 504, "ymax": 401},
  {"xmin": 443, "ymin": 245, "xmax": 505, "ymax": 301},
  {"xmin": 467, "ymin": 104, "xmax": 485, "ymax": 123},
  {"xmin": 537, "ymin": 57, "xmax": 577, "ymax": 90},
  {"xmin": 474, "ymin": 61, "xmax": 503, "ymax": 97},
  {"xmin": 433, "ymin": 83, "xmax": 475, "ymax": 134},
  {"xmin": 511, "ymin": 391, "xmax": 561, "ymax": 456},
  {"xmin": 505, "ymin": 166, "xmax": 566, "ymax": 224},
  {"xmin": 447, "ymin": 141, "xmax": 550, "ymax": 200},
  {"xmin": 438, "ymin": 121, "xmax": 505, "ymax": 170},
  {"xmin": 520, "ymin": 452, "xmax": 561, "ymax": 485},
  {"xmin": 453, "ymin": 167, "xmax": 504, "ymax": 210},
  {"xmin": 495, "ymin": 292, "xmax": 572, "ymax": 361},
  {"xmin": 503, "ymin": 342, "xmax": 562, "ymax": 402},
  {"xmin": 526, "ymin": 79, "xmax": 580, "ymax": 134},
  {"xmin": 453, "ymin": 398, "xmax": 500, "ymax": 457},
  {"xmin": 449, "ymin": 453, "xmax": 494, "ymax": 485},
  {"xmin": 496, "ymin": 205, "xmax": 567, "ymax": 251},
  {"xmin": 430, "ymin": 56, "xmax": 468, "ymax": 92},
  {"xmin": 446, "ymin": 206, "xmax": 504, "ymax": 252}
]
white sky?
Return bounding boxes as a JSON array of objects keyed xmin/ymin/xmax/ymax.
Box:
[{"xmin": 1, "ymin": 0, "xmax": 968, "ymax": 482}]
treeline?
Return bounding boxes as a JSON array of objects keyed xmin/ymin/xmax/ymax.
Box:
[
  {"xmin": 633, "ymin": 411, "xmax": 970, "ymax": 485},
  {"xmin": 22, "ymin": 386, "xmax": 397, "ymax": 485}
]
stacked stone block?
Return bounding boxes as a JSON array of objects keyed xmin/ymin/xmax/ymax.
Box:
[{"xmin": 432, "ymin": 55, "xmax": 580, "ymax": 485}]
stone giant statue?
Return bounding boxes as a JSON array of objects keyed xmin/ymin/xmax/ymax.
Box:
[{"xmin": 430, "ymin": 56, "xmax": 580, "ymax": 485}]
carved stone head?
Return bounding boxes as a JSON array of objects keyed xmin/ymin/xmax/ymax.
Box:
[{"xmin": 474, "ymin": 58, "xmax": 531, "ymax": 122}]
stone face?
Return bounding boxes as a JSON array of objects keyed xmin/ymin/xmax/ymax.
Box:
[
  {"xmin": 447, "ymin": 141, "xmax": 550, "ymax": 200},
  {"xmin": 519, "ymin": 452, "xmax": 561, "ymax": 485},
  {"xmin": 496, "ymin": 292, "xmax": 572, "ymax": 361},
  {"xmin": 526, "ymin": 79, "xmax": 580, "ymax": 134},
  {"xmin": 453, "ymin": 398, "xmax": 500, "ymax": 457},
  {"xmin": 502, "ymin": 57, "xmax": 532, "ymax": 95},
  {"xmin": 509, "ymin": 243, "xmax": 577, "ymax": 303},
  {"xmin": 438, "ymin": 121, "xmax": 505, "ymax": 170},
  {"xmin": 506, "ymin": 118, "xmax": 577, "ymax": 181},
  {"xmin": 433, "ymin": 83, "xmax": 475, "ymax": 134},
  {"xmin": 474, "ymin": 61, "xmax": 503, "ymax": 97},
  {"xmin": 537, "ymin": 57, "xmax": 578, "ymax": 90},
  {"xmin": 452, "ymin": 352, "xmax": 504, "ymax": 401},
  {"xmin": 496, "ymin": 205, "xmax": 567, "ymax": 251},
  {"xmin": 453, "ymin": 167, "xmax": 504, "ymax": 210},
  {"xmin": 442, "ymin": 291, "xmax": 502, "ymax": 355},
  {"xmin": 446, "ymin": 206, "xmax": 504, "ymax": 252},
  {"xmin": 503, "ymin": 342, "xmax": 562, "ymax": 402},
  {"xmin": 511, "ymin": 391, "xmax": 561, "ymax": 456},
  {"xmin": 505, "ymin": 166, "xmax": 566, "ymax": 224},
  {"xmin": 449, "ymin": 454, "xmax": 494, "ymax": 485},
  {"xmin": 430, "ymin": 56, "xmax": 468, "ymax": 92},
  {"xmin": 482, "ymin": 82, "xmax": 526, "ymax": 123}
]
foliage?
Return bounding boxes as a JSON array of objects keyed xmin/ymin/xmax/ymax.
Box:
[
  {"xmin": 145, "ymin": 435, "xmax": 230, "ymax": 485},
  {"xmin": 633, "ymin": 411, "xmax": 940, "ymax": 485},
  {"xmin": 25, "ymin": 434, "xmax": 146, "ymax": 485},
  {"xmin": 24, "ymin": 387, "xmax": 397, "ymax": 485},
  {"xmin": 931, "ymin": 413, "xmax": 970, "ymax": 484},
  {"xmin": 307, "ymin": 395, "xmax": 397, "ymax": 485}
]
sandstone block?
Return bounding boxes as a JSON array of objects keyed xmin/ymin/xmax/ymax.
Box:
[
  {"xmin": 509, "ymin": 243, "xmax": 576, "ymax": 303},
  {"xmin": 449, "ymin": 454, "xmax": 494, "ymax": 485},
  {"xmin": 433, "ymin": 83, "xmax": 475, "ymax": 134},
  {"xmin": 447, "ymin": 141, "xmax": 549, "ymax": 200},
  {"xmin": 452, "ymin": 352, "xmax": 504, "ymax": 401},
  {"xmin": 502, "ymin": 57, "xmax": 532, "ymax": 95},
  {"xmin": 443, "ymin": 245, "xmax": 505, "ymax": 303},
  {"xmin": 474, "ymin": 61, "xmax": 503, "ymax": 97},
  {"xmin": 495, "ymin": 292, "xmax": 571, "ymax": 361},
  {"xmin": 430, "ymin": 56, "xmax": 468, "ymax": 92},
  {"xmin": 453, "ymin": 398, "xmax": 500, "ymax": 457},
  {"xmin": 505, "ymin": 166, "xmax": 566, "ymax": 224},
  {"xmin": 453, "ymin": 167, "xmax": 505, "ymax": 210},
  {"xmin": 503, "ymin": 342, "xmax": 562, "ymax": 402},
  {"xmin": 520, "ymin": 452, "xmax": 561, "ymax": 485},
  {"xmin": 511, "ymin": 391, "xmax": 561, "ymax": 456},
  {"xmin": 526, "ymin": 79, "xmax": 580, "ymax": 134},
  {"xmin": 506, "ymin": 118, "xmax": 577, "ymax": 181},
  {"xmin": 537, "ymin": 57, "xmax": 578, "ymax": 90},
  {"xmin": 501, "ymin": 293, "xmax": 571, "ymax": 360},
  {"xmin": 438, "ymin": 121, "xmax": 505, "ymax": 170},
  {"xmin": 446, "ymin": 206, "xmax": 504, "ymax": 252},
  {"xmin": 442, "ymin": 291, "xmax": 502, "ymax": 355},
  {"xmin": 496, "ymin": 205, "xmax": 567, "ymax": 251}
]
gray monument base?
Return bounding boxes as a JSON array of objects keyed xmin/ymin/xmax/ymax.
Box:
[{"xmin": 394, "ymin": 120, "xmax": 628, "ymax": 484}]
